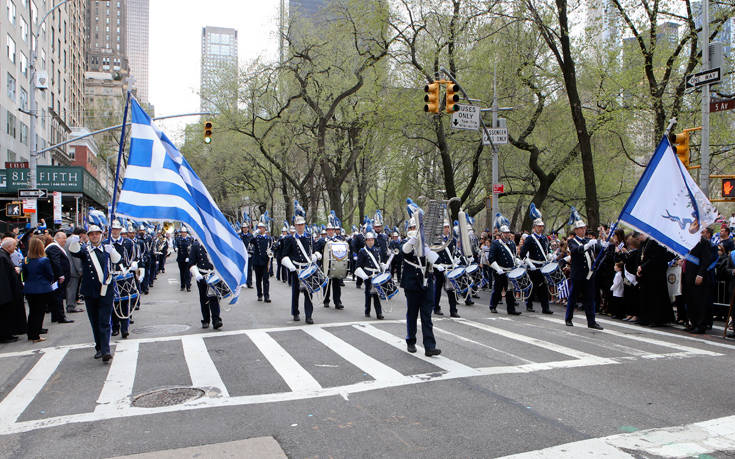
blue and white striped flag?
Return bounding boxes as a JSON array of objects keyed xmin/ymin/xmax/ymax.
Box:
[
  {"xmin": 116, "ymin": 98, "xmax": 247, "ymax": 302},
  {"xmin": 556, "ymin": 279, "xmax": 570, "ymax": 300}
]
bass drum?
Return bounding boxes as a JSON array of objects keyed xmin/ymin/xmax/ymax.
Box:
[{"xmin": 323, "ymin": 240, "xmax": 349, "ymax": 279}]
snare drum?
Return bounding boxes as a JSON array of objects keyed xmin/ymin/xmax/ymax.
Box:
[
  {"xmin": 508, "ymin": 267, "xmax": 533, "ymax": 300},
  {"xmin": 206, "ymin": 273, "xmax": 233, "ymax": 300},
  {"xmin": 540, "ymin": 262, "xmax": 566, "ymax": 286},
  {"xmin": 298, "ymin": 265, "xmax": 328, "ymax": 294},
  {"xmin": 114, "ymin": 272, "xmax": 139, "ymax": 303},
  {"xmin": 465, "ymin": 264, "xmax": 486, "ymax": 288},
  {"xmin": 446, "ymin": 267, "xmax": 470, "ymax": 294},
  {"xmin": 372, "ymin": 272, "xmax": 398, "ymax": 301}
]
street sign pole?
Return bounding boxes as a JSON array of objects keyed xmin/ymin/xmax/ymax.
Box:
[
  {"xmin": 701, "ymin": 0, "xmax": 711, "ymax": 198},
  {"xmin": 491, "ymin": 62, "xmax": 499, "ymax": 226}
]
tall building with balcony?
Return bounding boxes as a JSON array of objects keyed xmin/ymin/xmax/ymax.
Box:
[
  {"xmin": 126, "ymin": 0, "xmax": 148, "ymax": 103},
  {"xmin": 200, "ymin": 26, "xmax": 238, "ymax": 113}
]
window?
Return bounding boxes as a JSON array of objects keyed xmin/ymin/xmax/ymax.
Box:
[
  {"xmin": 69, "ymin": 147, "xmax": 75, "ymax": 160},
  {"xmin": 7, "ymin": 0, "xmax": 15, "ymax": 25},
  {"xmin": 20, "ymin": 122, "xmax": 27, "ymax": 145},
  {"xmin": 7, "ymin": 149, "xmax": 16, "ymax": 162},
  {"xmin": 19, "ymin": 87, "xmax": 27, "ymax": 110},
  {"xmin": 20, "ymin": 18, "xmax": 28, "ymax": 42},
  {"xmin": 6, "ymin": 34, "xmax": 15, "ymax": 63},
  {"xmin": 19, "ymin": 52, "xmax": 27, "ymax": 76},
  {"xmin": 63, "ymin": 50, "xmax": 66, "ymax": 70},
  {"xmin": 6, "ymin": 110, "xmax": 16, "ymax": 138},
  {"xmin": 7, "ymin": 73, "xmax": 15, "ymax": 101}
]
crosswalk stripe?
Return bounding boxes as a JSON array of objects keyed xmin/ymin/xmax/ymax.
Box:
[
  {"xmin": 0, "ymin": 348, "xmax": 68, "ymax": 425},
  {"xmin": 592, "ymin": 316, "xmax": 735, "ymax": 350},
  {"xmin": 96, "ymin": 341, "xmax": 140, "ymax": 412},
  {"xmin": 457, "ymin": 318, "xmax": 612, "ymax": 363},
  {"xmin": 536, "ymin": 316, "xmax": 722, "ymax": 357},
  {"xmin": 181, "ymin": 336, "xmax": 229, "ymax": 397},
  {"xmin": 302, "ymin": 327, "xmax": 407, "ymax": 382},
  {"xmin": 353, "ymin": 324, "xmax": 480, "ymax": 375},
  {"xmin": 432, "ymin": 325, "xmax": 536, "ymax": 364},
  {"xmin": 245, "ymin": 330, "xmax": 322, "ymax": 392}
]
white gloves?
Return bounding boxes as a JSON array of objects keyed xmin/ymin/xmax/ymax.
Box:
[
  {"xmin": 281, "ymin": 256, "xmax": 297, "ymax": 272},
  {"xmin": 185, "ymin": 258, "xmax": 189, "ymax": 263},
  {"xmin": 106, "ymin": 246, "xmax": 121, "ymax": 264},
  {"xmin": 434, "ymin": 264, "xmax": 445, "ymax": 272},
  {"xmin": 68, "ymin": 240, "xmax": 81, "ymax": 254},
  {"xmin": 314, "ymin": 251, "xmax": 322, "ymax": 261},
  {"xmin": 490, "ymin": 261, "xmax": 504, "ymax": 274},
  {"xmin": 380, "ymin": 263, "xmax": 389, "ymax": 271},
  {"xmin": 468, "ymin": 256, "xmax": 474, "ymax": 263},
  {"xmin": 600, "ymin": 240, "xmax": 610, "ymax": 249},
  {"xmin": 525, "ymin": 258, "xmax": 535, "ymax": 269},
  {"xmin": 402, "ymin": 236, "xmax": 417, "ymax": 254},
  {"xmin": 584, "ymin": 239, "xmax": 597, "ymax": 250},
  {"xmin": 130, "ymin": 261, "xmax": 139, "ymax": 272},
  {"xmin": 426, "ymin": 250, "xmax": 439, "ymax": 265},
  {"xmin": 189, "ymin": 265, "xmax": 203, "ymax": 281},
  {"xmin": 311, "ymin": 253, "xmax": 318, "ymax": 263},
  {"xmin": 354, "ymin": 267, "xmax": 369, "ymax": 280}
]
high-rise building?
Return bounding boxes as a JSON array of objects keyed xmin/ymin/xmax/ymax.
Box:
[
  {"xmin": 200, "ymin": 26, "xmax": 238, "ymax": 113},
  {"xmin": 289, "ymin": 0, "xmax": 328, "ymax": 18},
  {"xmin": 126, "ymin": 0, "xmax": 149, "ymax": 103},
  {"xmin": 85, "ymin": 0, "xmax": 127, "ymax": 76},
  {"xmin": 586, "ymin": 0, "xmax": 622, "ymax": 51}
]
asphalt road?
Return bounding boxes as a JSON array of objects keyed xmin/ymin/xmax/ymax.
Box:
[{"xmin": 1, "ymin": 258, "xmax": 734, "ymax": 458}]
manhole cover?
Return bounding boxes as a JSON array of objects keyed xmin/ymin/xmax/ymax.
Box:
[
  {"xmin": 132, "ymin": 324, "xmax": 190, "ymax": 334},
  {"xmin": 132, "ymin": 387, "xmax": 204, "ymax": 408}
]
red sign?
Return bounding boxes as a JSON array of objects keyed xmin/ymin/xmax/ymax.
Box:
[
  {"xmin": 710, "ymin": 98, "xmax": 735, "ymax": 113},
  {"xmin": 723, "ymin": 179, "xmax": 735, "ymax": 198},
  {"xmin": 492, "ymin": 184, "xmax": 504, "ymax": 193},
  {"xmin": 5, "ymin": 161, "xmax": 29, "ymax": 169}
]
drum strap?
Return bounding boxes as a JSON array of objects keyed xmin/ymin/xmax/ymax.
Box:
[
  {"xmin": 500, "ymin": 240, "xmax": 514, "ymax": 261},
  {"xmin": 365, "ymin": 248, "xmax": 381, "ymax": 273},
  {"xmin": 87, "ymin": 245, "xmax": 112, "ymax": 295},
  {"xmin": 295, "ymin": 236, "xmax": 311, "ymax": 264},
  {"xmin": 532, "ymin": 234, "xmax": 548, "ymax": 263}
]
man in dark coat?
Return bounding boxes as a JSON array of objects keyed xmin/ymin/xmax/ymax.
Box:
[
  {"xmin": 684, "ymin": 227, "xmax": 715, "ymax": 334},
  {"xmin": 637, "ymin": 236, "xmax": 675, "ymax": 325},
  {"xmin": 0, "ymin": 237, "xmax": 26, "ymax": 342},
  {"xmin": 45, "ymin": 232, "xmax": 74, "ymax": 324}
]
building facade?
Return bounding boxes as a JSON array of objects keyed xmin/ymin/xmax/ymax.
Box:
[
  {"xmin": 200, "ymin": 26, "xmax": 238, "ymax": 113},
  {"xmin": 126, "ymin": 0, "xmax": 148, "ymax": 103}
]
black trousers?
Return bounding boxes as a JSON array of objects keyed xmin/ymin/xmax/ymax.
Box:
[
  {"xmin": 26, "ymin": 293, "xmax": 50, "ymax": 340},
  {"xmin": 526, "ymin": 269, "xmax": 550, "ymax": 312},
  {"xmin": 290, "ymin": 271, "xmax": 313, "ymax": 318},
  {"xmin": 565, "ymin": 277, "xmax": 597, "ymax": 326},
  {"xmin": 686, "ymin": 281, "xmax": 709, "ymax": 331},
  {"xmin": 405, "ymin": 281, "xmax": 436, "ymax": 350},
  {"xmin": 433, "ymin": 270, "xmax": 457, "ymax": 314},
  {"xmin": 364, "ymin": 279, "xmax": 382, "ymax": 315},
  {"xmin": 246, "ymin": 256, "xmax": 253, "ymax": 287},
  {"xmin": 491, "ymin": 272, "xmax": 516, "ymax": 313},
  {"xmin": 196, "ymin": 278, "xmax": 221, "ymax": 324},
  {"xmin": 323, "ymin": 279, "xmax": 342, "ymax": 305},
  {"xmin": 178, "ymin": 261, "xmax": 191, "ymax": 289},
  {"xmin": 50, "ymin": 285, "xmax": 67, "ymax": 322},
  {"xmin": 254, "ymin": 265, "xmax": 270, "ymax": 299}
]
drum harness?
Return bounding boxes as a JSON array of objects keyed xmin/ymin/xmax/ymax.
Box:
[{"xmin": 110, "ymin": 239, "xmax": 139, "ymax": 319}]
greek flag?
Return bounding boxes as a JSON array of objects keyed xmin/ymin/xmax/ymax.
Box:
[
  {"xmin": 556, "ymin": 279, "xmax": 570, "ymax": 300},
  {"xmin": 116, "ymin": 98, "xmax": 247, "ymax": 302}
]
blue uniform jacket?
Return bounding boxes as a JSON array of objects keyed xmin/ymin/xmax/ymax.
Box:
[
  {"xmin": 488, "ymin": 239, "xmax": 517, "ymax": 269},
  {"xmin": 70, "ymin": 244, "xmax": 115, "ymax": 299},
  {"xmin": 250, "ymin": 234, "xmax": 272, "ymax": 267}
]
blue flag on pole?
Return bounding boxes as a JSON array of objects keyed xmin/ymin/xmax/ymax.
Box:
[
  {"xmin": 116, "ymin": 98, "xmax": 248, "ymax": 302},
  {"xmin": 618, "ymin": 136, "xmax": 718, "ymax": 258}
]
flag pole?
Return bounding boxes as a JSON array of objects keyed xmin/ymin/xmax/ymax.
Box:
[{"xmin": 110, "ymin": 91, "xmax": 132, "ymax": 225}]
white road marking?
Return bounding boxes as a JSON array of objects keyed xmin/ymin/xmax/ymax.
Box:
[
  {"xmin": 593, "ymin": 316, "xmax": 735, "ymax": 350},
  {"xmin": 302, "ymin": 327, "xmax": 407, "ymax": 382},
  {"xmin": 0, "ymin": 348, "xmax": 68, "ymax": 425},
  {"xmin": 432, "ymin": 325, "xmax": 536, "ymax": 364},
  {"xmin": 95, "ymin": 340, "xmax": 139, "ymax": 413},
  {"xmin": 500, "ymin": 414, "xmax": 735, "ymax": 458},
  {"xmin": 181, "ymin": 336, "xmax": 229, "ymax": 397},
  {"xmin": 245, "ymin": 330, "xmax": 322, "ymax": 392}
]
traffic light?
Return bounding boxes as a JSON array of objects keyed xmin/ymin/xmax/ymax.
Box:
[
  {"xmin": 204, "ymin": 121, "xmax": 213, "ymax": 144},
  {"xmin": 669, "ymin": 131, "xmax": 690, "ymax": 168},
  {"xmin": 445, "ymin": 83, "xmax": 460, "ymax": 113},
  {"xmin": 424, "ymin": 82, "xmax": 440, "ymax": 114},
  {"xmin": 723, "ymin": 179, "xmax": 735, "ymax": 198}
]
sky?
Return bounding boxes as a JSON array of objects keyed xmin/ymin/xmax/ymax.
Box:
[{"xmin": 148, "ymin": 0, "xmax": 281, "ymax": 141}]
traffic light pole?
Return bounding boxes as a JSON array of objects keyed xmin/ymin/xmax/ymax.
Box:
[
  {"xmin": 701, "ymin": 0, "xmax": 711, "ymax": 198},
  {"xmin": 490, "ymin": 64, "xmax": 499, "ymax": 225}
]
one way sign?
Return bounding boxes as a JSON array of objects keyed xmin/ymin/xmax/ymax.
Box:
[{"xmin": 686, "ymin": 68, "xmax": 720, "ymax": 88}]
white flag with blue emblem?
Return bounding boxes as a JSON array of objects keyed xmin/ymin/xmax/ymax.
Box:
[
  {"xmin": 116, "ymin": 98, "xmax": 247, "ymax": 302},
  {"xmin": 618, "ymin": 136, "xmax": 718, "ymax": 257}
]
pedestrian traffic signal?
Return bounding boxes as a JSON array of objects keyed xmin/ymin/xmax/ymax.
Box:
[
  {"xmin": 204, "ymin": 121, "xmax": 213, "ymax": 144},
  {"xmin": 669, "ymin": 131, "xmax": 690, "ymax": 168},
  {"xmin": 446, "ymin": 83, "xmax": 460, "ymax": 113},
  {"xmin": 723, "ymin": 179, "xmax": 735, "ymax": 198},
  {"xmin": 424, "ymin": 82, "xmax": 440, "ymax": 114}
]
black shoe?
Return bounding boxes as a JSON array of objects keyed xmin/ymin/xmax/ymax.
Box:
[
  {"xmin": 264, "ymin": 298, "xmax": 271, "ymax": 303},
  {"xmin": 542, "ymin": 310, "xmax": 554, "ymax": 315},
  {"xmin": 588, "ymin": 323, "xmax": 603, "ymax": 330},
  {"xmin": 94, "ymin": 351, "xmax": 103, "ymax": 359},
  {"xmin": 102, "ymin": 354, "xmax": 112, "ymax": 362},
  {"xmin": 129, "ymin": 318, "xmax": 135, "ymax": 324},
  {"xmin": 180, "ymin": 287, "xmax": 185, "ymax": 291},
  {"xmin": 112, "ymin": 330, "xmax": 120, "ymax": 336},
  {"xmin": 565, "ymin": 320, "xmax": 574, "ymax": 326},
  {"xmin": 434, "ymin": 310, "xmax": 444, "ymax": 316},
  {"xmin": 247, "ymin": 285, "xmax": 253, "ymax": 289},
  {"xmin": 57, "ymin": 318, "xmax": 74, "ymax": 324},
  {"xmin": 490, "ymin": 307, "xmax": 498, "ymax": 313},
  {"xmin": 425, "ymin": 348, "xmax": 442, "ymax": 357},
  {"xmin": 339, "ymin": 280, "xmax": 345, "ymax": 287},
  {"xmin": 508, "ymin": 311, "xmax": 521, "ymax": 315},
  {"xmin": 472, "ymin": 294, "xmax": 480, "ymax": 299},
  {"xmin": 323, "ymin": 302, "xmax": 330, "ymax": 308},
  {"xmin": 335, "ymin": 304, "xmax": 344, "ymax": 310},
  {"xmin": 201, "ymin": 321, "xmax": 210, "ymax": 329},
  {"xmin": 134, "ymin": 305, "xmax": 140, "ymax": 310},
  {"xmin": 122, "ymin": 332, "xmax": 129, "ymax": 339},
  {"xmin": 407, "ymin": 343, "xmax": 417, "ymax": 353},
  {"xmin": 186, "ymin": 287, "xmax": 191, "ymax": 292},
  {"xmin": 465, "ymin": 300, "xmax": 474, "ymax": 306},
  {"xmin": 688, "ymin": 328, "xmax": 706, "ymax": 334},
  {"xmin": 257, "ymin": 297, "xmax": 263, "ymax": 302},
  {"xmin": 0, "ymin": 336, "xmax": 19, "ymax": 343},
  {"xmin": 293, "ymin": 315, "xmax": 300, "ymax": 322},
  {"xmin": 213, "ymin": 320, "xmax": 223, "ymax": 330},
  {"xmin": 365, "ymin": 313, "xmax": 371, "ymax": 318},
  {"xmin": 526, "ymin": 308, "xmax": 536, "ymax": 312},
  {"xmin": 40, "ymin": 328, "xmax": 48, "ymax": 334},
  {"xmin": 377, "ymin": 315, "xmax": 384, "ymax": 320},
  {"xmin": 450, "ymin": 312, "xmax": 461, "ymax": 318},
  {"xmin": 306, "ymin": 318, "xmax": 314, "ymax": 324}
]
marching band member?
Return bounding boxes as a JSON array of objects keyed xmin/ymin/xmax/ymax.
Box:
[
  {"xmin": 155, "ymin": 231, "xmax": 168, "ymax": 274},
  {"xmin": 565, "ymin": 218, "xmax": 604, "ymax": 329},
  {"xmin": 274, "ymin": 222, "xmax": 289, "ymax": 283},
  {"xmin": 373, "ymin": 210, "xmax": 390, "ymax": 261},
  {"xmin": 389, "ymin": 229, "xmax": 403, "ymax": 282},
  {"xmin": 316, "ymin": 212, "xmax": 344, "ymax": 309},
  {"xmin": 106, "ymin": 220, "xmax": 136, "ymax": 338},
  {"xmin": 175, "ymin": 227, "xmax": 193, "ymax": 292},
  {"xmin": 281, "ymin": 210, "xmax": 318, "ymax": 324},
  {"xmin": 240, "ymin": 220, "xmax": 254, "ymax": 289},
  {"xmin": 519, "ymin": 204, "xmax": 553, "ymax": 314},
  {"xmin": 400, "ymin": 214, "xmax": 441, "ymax": 357},
  {"xmin": 250, "ymin": 217, "xmax": 272, "ymax": 303},
  {"xmin": 355, "ymin": 228, "xmax": 384, "ymax": 319},
  {"xmin": 135, "ymin": 225, "xmax": 151, "ymax": 295},
  {"xmin": 188, "ymin": 235, "xmax": 223, "ymax": 330},
  {"xmin": 68, "ymin": 225, "xmax": 121, "ymax": 363},
  {"xmin": 488, "ymin": 223, "xmax": 521, "ymax": 315},
  {"xmin": 351, "ymin": 226, "xmax": 366, "ymax": 288},
  {"xmin": 433, "ymin": 220, "xmax": 460, "ymax": 318}
]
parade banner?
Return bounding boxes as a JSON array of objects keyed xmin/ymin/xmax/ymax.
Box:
[
  {"xmin": 618, "ymin": 137, "xmax": 718, "ymax": 257},
  {"xmin": 53, "ymin": 191, "xmax": 62, "ymax": 224}
]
